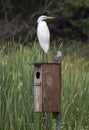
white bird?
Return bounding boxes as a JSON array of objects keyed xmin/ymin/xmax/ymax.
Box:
[{"xmin": 37, "ymin": 15, "xmax": 54, "ymax": 53}]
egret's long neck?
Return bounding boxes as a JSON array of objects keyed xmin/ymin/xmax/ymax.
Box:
[
  {"xmin": 37, "ymin": 19, "xmax": 43, "ymax": 24},
  {"xmin": 37, "ymin": 18, "xmax": 45, "ymax": 23}
]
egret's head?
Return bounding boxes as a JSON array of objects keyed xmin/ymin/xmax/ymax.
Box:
[{"xmin": 37, "ymin": 15, "xmax": 54, "ymax": 23}]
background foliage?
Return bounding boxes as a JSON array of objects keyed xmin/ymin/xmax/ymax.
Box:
[{"xmin": 0, "ymin": 0, "xmax": 89, "ymax": 43}]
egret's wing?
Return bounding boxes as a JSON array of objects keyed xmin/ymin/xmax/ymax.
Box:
[{"xmin": 37, "ymin": 21, "xmax": 50, "ymax": 53}]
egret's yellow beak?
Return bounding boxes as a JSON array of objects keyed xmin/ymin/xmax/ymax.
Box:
[{"xmin": 46, "ymin": 16, "xmax": 55, "ymax": 19}]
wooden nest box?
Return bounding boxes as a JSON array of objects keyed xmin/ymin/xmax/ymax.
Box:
[{"xmin": 34, "ymin": 63, "xmax": 61, "ymax": 112}]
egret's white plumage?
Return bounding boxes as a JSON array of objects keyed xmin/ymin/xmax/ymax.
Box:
[
  {"xmin": 37, "ymin": 15, "xmax": 54, "ymax": 53},
  {"xmin": 37, "ymin": 20, "xmax": 50, "ymax": 53}
]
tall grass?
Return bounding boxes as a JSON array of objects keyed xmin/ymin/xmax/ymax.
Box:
[
  {"xmin": 62, "ymin": 57, "xmax": 89, "ymax": 130},
  {"xmin": 0, "ymin": 41, "xmax": 89, "ymax": 130}
]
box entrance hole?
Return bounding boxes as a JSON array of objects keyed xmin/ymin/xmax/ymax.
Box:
[{"xmin": 36, "ymin": 72, "xmax": 40, "ymax": 79}]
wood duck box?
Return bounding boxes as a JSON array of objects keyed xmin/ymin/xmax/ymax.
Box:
[{"xmin": 33, "ymin": 63, "xmax": 61, "ymax": 112}]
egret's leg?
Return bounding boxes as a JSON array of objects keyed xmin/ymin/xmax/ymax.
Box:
[
  {"xmin": 46, "ymin": 53, "xmax": 48, "ymax": 63},
  {"xmin": 42, "ymin": 50, "xmax": 44, "ymax": 62}
]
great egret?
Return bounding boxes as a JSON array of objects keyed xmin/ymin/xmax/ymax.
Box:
[{"xmin": 37, "ymin": 15, "xmax": 54, "ymax": 55}]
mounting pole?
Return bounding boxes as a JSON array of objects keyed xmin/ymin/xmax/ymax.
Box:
[
  {"xmin": 53, "ymin": 51, "xmax": 62, "ymax": 130},
  {"xmin": 52, "ymin": 112, "xmax": 60, "ymax": 130},
  {"xmin": 56, "ymin": 118, "xmax": 60, "ymax": 130}
]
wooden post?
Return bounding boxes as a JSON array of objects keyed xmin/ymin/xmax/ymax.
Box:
[{"xmin": 53, "ymin": 51, "xmax": 62, "ymax": 130}]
